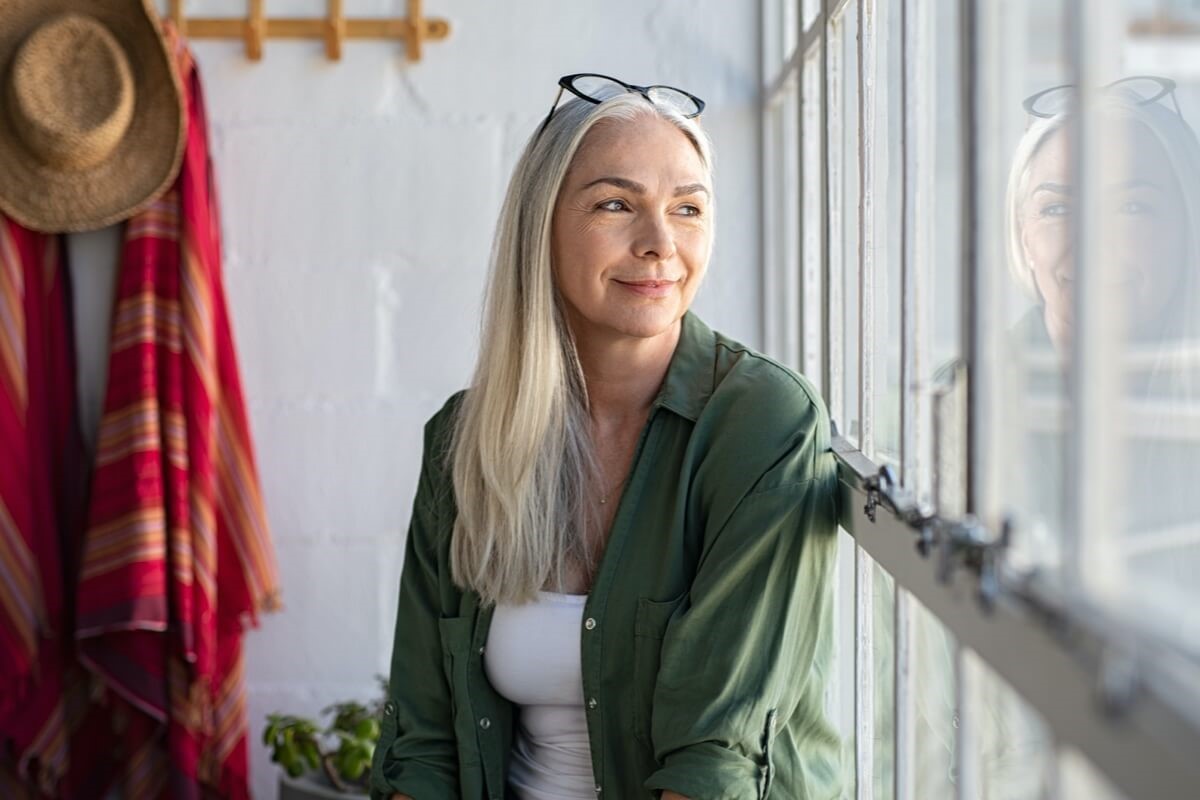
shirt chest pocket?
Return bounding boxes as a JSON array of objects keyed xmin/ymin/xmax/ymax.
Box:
[{"xmin": 632, "ymin": 593, "xmax": 687, "ymax": 751}]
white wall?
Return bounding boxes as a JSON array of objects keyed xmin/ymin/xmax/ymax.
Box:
[{"xmin": 64, "ymin": 3, "xmax": 762, "ymax": 797}]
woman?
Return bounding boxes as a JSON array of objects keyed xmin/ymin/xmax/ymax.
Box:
[{"xmin": 370, "ymin": 74, "xmax": 841, "ymax": 800}]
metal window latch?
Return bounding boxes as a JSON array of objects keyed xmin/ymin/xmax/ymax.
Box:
[
  {"xmin": 863, "ymin": 459, "xmax": 1015, "ymax": 614},
  {"xmin": 863, "ymin": 464, "xmax": 935, "ymax": 529},
  {"xmin": 932, "ymin": 514, "xmax": 1013, "ymax": 614}
]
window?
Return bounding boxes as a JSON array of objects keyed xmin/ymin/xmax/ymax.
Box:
[{"xmin": 761, "ymin": 1, "xmax": 1200, "ymax": 797}]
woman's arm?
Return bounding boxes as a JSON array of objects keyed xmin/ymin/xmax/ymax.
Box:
[
  {"xmin": 642, "ymin": 387, "xmax": 842, "ymax": 799},
  {"xmin": 370, "ymin": 403, "xmax": 464, "ymax": 799},
  {"xmin": 661, "ymin": 792, "xmax": 692, "ymax": 800}
]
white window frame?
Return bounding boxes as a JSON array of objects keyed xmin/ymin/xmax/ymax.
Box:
[{"xmin": 759, "ymin": 1, "xmax": 1200, "ymax": 798}]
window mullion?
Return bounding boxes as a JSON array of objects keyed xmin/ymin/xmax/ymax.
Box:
[{"xmin": 855, "ymin": 545, "xmax": 876, "ymax": 800}]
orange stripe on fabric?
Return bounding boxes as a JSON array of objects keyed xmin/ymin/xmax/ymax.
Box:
[
  {"xmin": 216, "ymin": 403, "xmax": 279, "ymax": 610},
  {"xmin": 0, "ymin": 501, "xmax": 42, "ymax": 648},
  {"xmin": 108, "ymin": 294, "xmax": 184, "ymax": 355},
  {"xmin": 180, "ymin": 241, "xmax": 217, "ymax": 400},
  {"xmin": 0, "ymin": 222, "xmax": 27, "ymax": 413},
  {"xmin": 25, "ymin": 701, "xmax": 67, "ymax": 792},
  {"xmin": 211, "ymin": 652, "xmax": 247, "ymax": 760},
  {"xmin": 82, "ymin": 520, "xmax": 166, "ymax": 568},
  {"xmin": 80, "ymin": 509, "xmax": 167, "ymax": 580},
  {"xmin": 81, "ymin": 539, "xmax": 169, "ymax": 582}
]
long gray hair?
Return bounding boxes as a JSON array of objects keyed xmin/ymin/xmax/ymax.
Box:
[{"xmin": 449, "ymin": 92, "xmax": 715, "ymax": 606}]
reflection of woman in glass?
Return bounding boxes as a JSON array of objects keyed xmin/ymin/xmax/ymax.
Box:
[
  {"xmin": 1004, "ymin": 76, "xmax": 1200, "ymax": 658},
  {"xmin": 1006, "ymin": 76, "xmax": 1200, "ymax": 367}
]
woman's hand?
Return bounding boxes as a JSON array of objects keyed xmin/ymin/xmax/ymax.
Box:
[
  {"xmin": 661, "ymin": 792, "xmax": 693, "ymax": 800},
  {"xmin": 390, "ymin": 795, "xmax": 414, "ymax": 800}
]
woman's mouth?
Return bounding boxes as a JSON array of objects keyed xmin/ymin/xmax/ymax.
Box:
[{"xmin": 614, "ymin": 279, "xmax": 679, "ymax": 298}]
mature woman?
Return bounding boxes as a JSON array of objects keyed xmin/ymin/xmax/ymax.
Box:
[{"xmin": 370, "ymin": 74, "xmax": 841, "ymax": 800}]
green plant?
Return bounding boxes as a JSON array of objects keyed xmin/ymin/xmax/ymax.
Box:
[{"xmin": 263, "ymin": 677, "xmax": 388, "ymax": 794}]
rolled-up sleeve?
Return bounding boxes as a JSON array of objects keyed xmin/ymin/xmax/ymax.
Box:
[
  {"xmin": 370, "ymin": 417, "xmax": 460, "ymax": 800},
  {"xmin": 643, "ymin": 399, "xmax": 841, "ymax": 800}
]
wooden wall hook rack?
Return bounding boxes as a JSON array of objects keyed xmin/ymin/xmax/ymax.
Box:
[{"xmin": 166, "ymin": 0, "xmax": 451, "ymax": 63}]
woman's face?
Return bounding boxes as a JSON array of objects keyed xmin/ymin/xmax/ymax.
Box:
[
  {"xmin": 1018, "ymin": 121, "xmax": 1188, "ymax": 347},
  {"xmin": 551, "ymin": 114, "xmax": 713, "ymax": 344}
]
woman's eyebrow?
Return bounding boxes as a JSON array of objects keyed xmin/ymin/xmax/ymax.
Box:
[
  {"xmin": 674, "ymin": 182, "xmax": 711, "ymax": 198},
  {"xmin": 1111, "ymin": 179, "xmax": 1164, "ymax": 193},
  {"xmin": 580, "ymin": 176, "xmax": 711, "ymax": 197},
  {"xmin": 1033, "ymin": 182, "xmax": 1072, "ymax": 195}
]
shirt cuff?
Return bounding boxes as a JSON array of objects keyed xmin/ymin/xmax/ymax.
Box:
[{"xmin": 643, "ymin": 742, "xmax": 765, "ymax": 800}]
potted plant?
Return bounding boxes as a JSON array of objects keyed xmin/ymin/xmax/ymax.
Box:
[{"xmin": 264, "ymin": 677, "xmax": 387, "ymax": 799}]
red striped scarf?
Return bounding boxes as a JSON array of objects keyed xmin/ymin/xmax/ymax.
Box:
[
  {"xmin": 0, "ymin": 220, "xmax": 84, "ymax": 797},
  {"xmin": 1, "ymin": 34, "xmax": 280, "ymax": 799}
]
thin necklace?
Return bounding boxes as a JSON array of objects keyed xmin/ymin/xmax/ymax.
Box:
[{"xmin": 598, "ymin": 473, "xmax": 627, "ymax": 506}]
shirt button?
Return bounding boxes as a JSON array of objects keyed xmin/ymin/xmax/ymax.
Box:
[
  {"xmin": 383, "ymin": 701, "xmax": 396, "ymax": 716},
  {"xmin": 594, "ymin": 785, "xmax": 602, "ymax": 794},
  {"xmin": 587, "ymin": 697, "xmax": 598, "ymax": 709},
  {"xmin": 584, "ymin": 617, "xmax": 596, "ymax": 631},
  {"xmin": 478, "ymin": 645, "xmax": 486, "ymax": 655},
  {"xmin": 479, "ymin": 717, "xmax": 491, "ymax": 730}
]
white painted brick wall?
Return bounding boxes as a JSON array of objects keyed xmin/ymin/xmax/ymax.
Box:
[{"xmin": 64, "ymin": 3, "xmax": 763, "ymax": 797}]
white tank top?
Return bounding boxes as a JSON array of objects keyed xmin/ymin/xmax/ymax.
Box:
[{"xmin": 483, "ymin": 591, "xmax": 597, "ymax": 800}]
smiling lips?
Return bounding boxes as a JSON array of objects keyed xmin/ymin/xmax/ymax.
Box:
[{"xmin": 614, "ymin": 278, "xmax": 679, "ymax": 298}]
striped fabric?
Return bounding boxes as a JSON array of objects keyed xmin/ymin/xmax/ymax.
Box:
[
  {"xmin": 0, "ymin": 32, "xmax": 280, "ymax": 799},
  {"xmin": 0, "ymin": 219, "xmax": 84, "ymax": 798},
  {"xmin": 73, "ymin": 39, "xmax": 281, "ymax": 800}
]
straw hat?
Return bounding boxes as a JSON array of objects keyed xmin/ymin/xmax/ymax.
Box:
[{"xmin": 0, "ymin": 0, "xmax": 186, "ymax": 233}]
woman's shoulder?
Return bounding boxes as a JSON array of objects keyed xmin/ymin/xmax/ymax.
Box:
[
  {"xmin": 707, "ymin": 329, "xmax": 827, "ymax": 432},
  {"xmin": 693, "ymin": 326, "xmax": 831, "ymax": 488}
]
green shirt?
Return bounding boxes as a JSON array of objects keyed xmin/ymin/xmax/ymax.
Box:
[{"xmin": 371, "ymin": 312, "xmax": 842, "ymax": 800}]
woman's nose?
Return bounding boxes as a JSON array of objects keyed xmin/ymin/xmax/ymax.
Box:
[{"xmin": 633, "ymin": 214, "xmax": 677, "ymax": 261}]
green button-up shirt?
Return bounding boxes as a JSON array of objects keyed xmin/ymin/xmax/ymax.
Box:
[{"xmin": 371, "ymin": 312, "xmax": 842, "ymax": 800}]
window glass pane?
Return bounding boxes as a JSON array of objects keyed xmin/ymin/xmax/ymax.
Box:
[
  {"xmin": 763, "ymin": 81, "xmax": 801, "ymax": 369},
  {"xmin": 908, "ymin": 0, "xmax": 964, "ymax": 512},
  {"xmin": 803, "ymin": 0, "xmax": 821, "ymax": 34},
  {"xmin": 1059, "ymin": 748, "xmax": 1129, "ymax": 800},
  {"xmin": 965, "ymin": 651, "xmax": 1055, "ymax": 799},
  {"xmin": 827, "ymin": 529, "xmax": 858, "ymax": 797},
  {"xmin": 913, "ymin": 598, "xmax": 957, "ymax": 800},
  {"xmin": 783, "ymin": 0, "xmax": 798, "ymax": 60},
  {"xmin": 802, "ymin": 43, "xmax": 824, "ymax": 391},
  {"xmin": 864, "ymin": 0, "xmax": 903, "ymax": 468},
  {"xmin": 763, "ymin": 0, "xmax": 784, "ymax": 81},
  {"xmin": 1075, "ymin": 0, "xmax": 1200, "ymax": 655},
  {"xmin": 871, "ymin": 561, "xmax": 895, "ymax": 800},
  {"xmin": 828, "ymin": 2, "xmax": 861, "ymax": 445},
  {"xmin": 976, "ymin": 0, "xmax": 1071, "ymax": 574}
]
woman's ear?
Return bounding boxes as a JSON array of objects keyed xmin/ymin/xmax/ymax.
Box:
[{"xmin": 1018, "ymin": 222, "xmax": 1045, "ymax": 304}]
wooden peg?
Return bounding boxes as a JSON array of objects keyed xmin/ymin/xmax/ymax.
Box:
[
  {"xmin": 405, "ymin": 0, "xmax": 424, "ymax": 63},
  {"xmin": 245, "ymin": 0, "xmax": 265, "ymax": 61},
  {"xmin": 325, "ymin": 0, "xmax": 346, "ymax": 61},
  {"xmin": 169, "ymin": 0, "xmax": 187, "ymax": 37}
]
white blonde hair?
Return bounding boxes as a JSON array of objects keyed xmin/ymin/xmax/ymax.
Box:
[{"xmin": 449, "ymin": 92, "xmax": 715, "ymax": 606}]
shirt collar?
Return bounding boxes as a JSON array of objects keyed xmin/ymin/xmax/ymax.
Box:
[{"xmin": 653, "ymin": 311, "xmax": 717, "ymax": 422}]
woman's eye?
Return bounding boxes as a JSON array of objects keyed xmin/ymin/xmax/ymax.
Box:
[
  {"xmin": 677, "ymin": 205, "xmax": 702, "ymax": 217},
  {"xmin": 598, "ymin": 199, "xmax": 630, "ymax": 212},
  {"xmin": 1040, "ymin": 202, "xmax": 1070, "ymax": 218}
]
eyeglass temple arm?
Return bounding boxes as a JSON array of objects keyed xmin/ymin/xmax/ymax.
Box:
[{"xmin": 533, "ymin": 86, "xmax": 566, "ymax": 142}]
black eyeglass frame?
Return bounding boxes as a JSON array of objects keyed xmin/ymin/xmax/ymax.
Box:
[
  {"xmin": 1022, "ymin": 75, "xmax": 1181, "ymax": 118},
  {"xmin": 532, "ymin": 72, "xmax": 707, "ymax": 142}
]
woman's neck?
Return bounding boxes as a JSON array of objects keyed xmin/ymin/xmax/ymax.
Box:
[{"xmin": 573, "ymin": 319, "xmax": 682, "ymax": 427}]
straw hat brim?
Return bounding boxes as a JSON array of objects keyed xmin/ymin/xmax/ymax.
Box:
[{"xmin": 0, "ymin": 0, "xmax": 185, "ymax": 234}]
